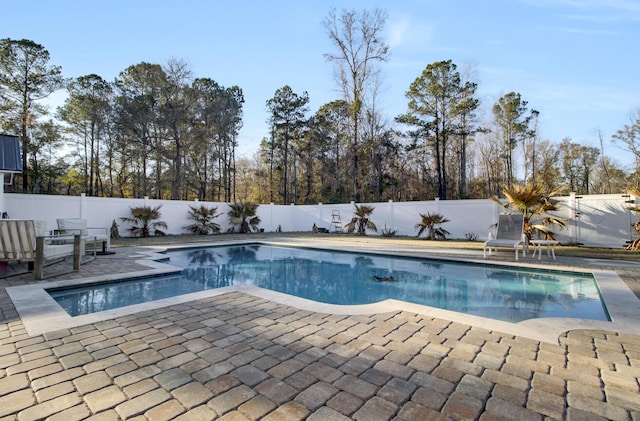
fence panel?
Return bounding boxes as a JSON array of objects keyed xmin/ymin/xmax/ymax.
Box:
[{"xmin": 3, "ymin": 193, "xmax": 637, "ymax": 247}]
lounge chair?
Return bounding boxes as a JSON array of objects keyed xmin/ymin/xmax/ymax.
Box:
[
  {"xmin": 0, "ymin": 219, "xmax": 81, "ymax": 280},
  {"xmin": 483, "ymin": 213, "xmax": 527, "ymax": 261},
  {"xmin": 57, "ymin": 218, "xmax": 111, "ymax": 255}
]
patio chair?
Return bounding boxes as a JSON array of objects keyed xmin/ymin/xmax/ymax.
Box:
[
  {"xmin": 483, "ymin": 213, "xmax": 527, "ymax": 261},
  {"xmin": 57, "ymin": 218, "xmax": 112, "ymax": 255},
  {"xmin": 0, "ymin": 219, "xmax": 81, "ymax": 280}
]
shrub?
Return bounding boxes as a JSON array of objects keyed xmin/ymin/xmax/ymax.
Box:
[
  {"xmin": 381, "ymin": 223, "xmax": 398, "ymax": 238},
  {"xmin": 465, "ymin": 232, "xmax": 479, "ymax": 241}
]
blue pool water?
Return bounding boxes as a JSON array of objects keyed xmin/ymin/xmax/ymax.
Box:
[{"xmin": 48, "ymin": 244, "xmax": 609, "ymax": 322}]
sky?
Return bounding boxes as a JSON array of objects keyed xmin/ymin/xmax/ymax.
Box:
[{"xmin": 4, "ymin": 0, "xmax": 640, "ymax": 169}]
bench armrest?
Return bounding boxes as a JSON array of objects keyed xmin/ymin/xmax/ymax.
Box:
[{"xmin": 87, "ymin": 227, "xmax": 108, "ymax": 236}]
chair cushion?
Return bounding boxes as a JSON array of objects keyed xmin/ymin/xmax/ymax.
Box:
[{"xmin": 57, "ymin": 218, "xmax": 88, "ymax": 236}]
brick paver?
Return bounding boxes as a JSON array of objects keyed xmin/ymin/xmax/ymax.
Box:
[{"xmin": 1, "ymin": 244, "xmax": 639, "ymax": 419}]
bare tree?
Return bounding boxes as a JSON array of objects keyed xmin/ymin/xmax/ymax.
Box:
[
  {"xmin": 596, "ymin": 129, "xmax": 612, "ymax": 193},
  {"xmin": 323, "ymin": 7, "xmax": 389, "ymax": 201},
  {"xmin": 612, "ymin": 109, "xmax": 640, "ymax": 186}
]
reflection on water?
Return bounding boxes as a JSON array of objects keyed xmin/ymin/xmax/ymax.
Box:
[{"xmin": 49, "ymin": 244, "xmax": 609, "ymax": 322}]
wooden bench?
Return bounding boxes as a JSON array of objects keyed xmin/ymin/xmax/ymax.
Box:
[{"xmin": 0, "ymin": 219, "xmax": 81, "ymax": 280}]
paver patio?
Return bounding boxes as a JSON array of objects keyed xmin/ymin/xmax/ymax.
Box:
[{"xmin": 1, "ymin": 238, "xmax": 639, "ymax": 420}]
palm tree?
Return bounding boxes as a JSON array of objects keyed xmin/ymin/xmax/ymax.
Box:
[
  {"xmin": 344, "ymin": 204, "xmax": 377, "ymax": 236},
  {"xmin": 491, "ymin": 183, "xmax": 565, "ymax": 240},
  {"xmin": 415, "ymin": 212, "xmax": 450, "ymax": 240},
  {"xmin": 184, "ymin": 205, "xmax": 221, "ymax": 235},
  {"xmin": 120, "ymin": 205, "xmax": 167, "ymax": 237},
  {"xmin": 228, "ymin": 201, "xmax": 261, "ymax": 233}
]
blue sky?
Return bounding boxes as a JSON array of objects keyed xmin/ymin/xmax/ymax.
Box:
[{"xmin": 4, "ymin": 0, "xmax": 639, "ymax": 168}]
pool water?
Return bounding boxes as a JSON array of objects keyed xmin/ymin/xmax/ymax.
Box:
[{"xmin": 48, "ymin": 244, "xmax": 610, "ymax": 322}]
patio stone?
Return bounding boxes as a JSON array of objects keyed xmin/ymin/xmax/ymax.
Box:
[
  {"xmin": 17, "ymin": 392, "xmax": 82, "ymax": 420},
  {"xmin": 174, "ymin": 405, "xmax": 218, "ymax": 420},
  {"xmin": 293, "ymin": 381, "xmax": 339, "ymax": 411},
  {"xmin": 527, "ymin": 388, "xmax": 567, "ymax": 419},
  {"xmin": 0, "ymin": 388, "xmax": 35, "ymax": 417},
  {"xmin": 153, "ymin": 367, "xmax": 192, "ymax": 391},
  {"xmin": 411, "ymin": 386, "xmax": 448, "ymax": 410},
  {"xmin": 377, "ymin": 377, "xmax": 416, "ymax": 404},
  {"xmin": 7, "ymin": 355, "xmax": 59, "ymax": 375},
  {"xmin": 36, "ymin": 382, "xmax": 75, "ymax": 402},
  {"xmin": 46, "ymin": 404, "xmax": 91, "ymax": 421},
  {"xmin": 84, "ymin": 385, "xmax": 127, "ymax": 413},
  {"xmin": 333, "ymin": 375, "xmax": 378, "ymax": 400},
  {"xmin": 352, "ymin": 396, "xmax": 396, "ymax": 420},
  {"xmin": 483, "ymin": 397, "xmax": 544, "ymax": 421},
  {"xmin": 115, "ymin": 388, "xmax": 171, "ymax": 419},
  {"xmin": 171, "ymin": 382, "xmax": 214, "ymax": 409},
  {"xmin": 123, "ymin": 378, "xmax": 159, "ymax": 399},
  {"xmin": 262, "ymin": 401, "xmax": 309, "ymax": 421},
  {"xmin": 208, "ymin": 384, "xmax": 256, "ymax": 415},
  {"xmin": 456, "ymin": 374, "xmax": 493, "ymax": 401},
  {"xmin": 283, "ymin": 371, "xmax": 316, "ymax": 390},
  {"xmin": 492, "ymin": 384, "xmax": 528, "ymax": 407},
  {"xmin": 144, "ymin": 399, "xmax": 185, "ymax": 420},
  {"xmin": 254, "ymin": 378, "xmax": 297, "ymax": 404},
  {"xmin": 531, "ymin": 371, "xmax": 565, "ymax": 395},
  {"xmin": 442, "ymin": 391, "xmax": 484, "ymax": 420}
]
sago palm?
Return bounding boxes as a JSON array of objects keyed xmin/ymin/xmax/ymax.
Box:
[
  {"xmin": 345, "ymin": 204, "xmax": 377, "ymax": 236},
  {"xmin": 491, "ymin": 183, "xmax": 565, "ymax": 240},
  {"xmin": 184, "ymin": 205, "xmax": 221, "ymax": 235},
  {"xmin": 415, "ymin": 212, "xmax": 450, "ymax": 240},
  {"xmin": 120, "ymin": 205, "xmax": 168, "ymax": 237},
  {"xmin": 228, "ymin": 201, "xmax": 261, "ymax": 233}
]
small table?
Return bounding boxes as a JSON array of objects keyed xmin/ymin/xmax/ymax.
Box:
[{"xmin": 530, "ymin": 240, "xmax": 559, "ymax": 260}]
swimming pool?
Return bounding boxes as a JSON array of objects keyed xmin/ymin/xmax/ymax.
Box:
[{"xmin": 48, "ymin": 244, "xmax": 609, "ymax": 323}]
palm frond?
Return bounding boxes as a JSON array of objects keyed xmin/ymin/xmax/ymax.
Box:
[{"xmin": 497, "ymin": 183, "xmax": 566, "ymax": 241}]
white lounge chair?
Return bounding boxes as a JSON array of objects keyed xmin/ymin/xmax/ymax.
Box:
[
  {"xmin": 483, "ymin": 213, "xmax": 527, "ymax": 261},
  {"xmin": 0, "ymin": 219, "xmax": 81, "ymax": 280}
]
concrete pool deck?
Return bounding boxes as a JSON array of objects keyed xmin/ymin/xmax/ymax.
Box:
[{"xmin": 1, "ymin": 237, "xmax": 640, "ymax": 419}]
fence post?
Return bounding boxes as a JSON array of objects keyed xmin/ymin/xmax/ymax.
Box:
[
  {"xmin": 570, "ymin": 192, "xmax": 582, "ymax": 245},
  {"xmin": 80, "ymin": 193, "xmax": 87, "ymax": 219},
  {"xmin": 270, "ymin": 203, "xmax": 274, "ymax": 232}
]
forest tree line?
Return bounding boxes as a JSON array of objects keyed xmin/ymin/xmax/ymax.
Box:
[{"xmin": 1, "ymin": 9, "xmax": 639, "ymax": 204}]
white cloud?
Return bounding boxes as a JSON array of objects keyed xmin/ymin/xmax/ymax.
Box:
[{"xmin": 386, "ymin": 13, "xmax": 435, "ymax": 51}]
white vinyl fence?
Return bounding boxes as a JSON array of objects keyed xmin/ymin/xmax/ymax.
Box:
[{"xmin": 3, "ymin": 192, "xmax": 637, "ymax": 248}]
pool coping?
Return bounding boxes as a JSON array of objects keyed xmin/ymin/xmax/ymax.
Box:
[{"xmin": 7, "ymin": 239, "xmax": 640, "ymax": 344}]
